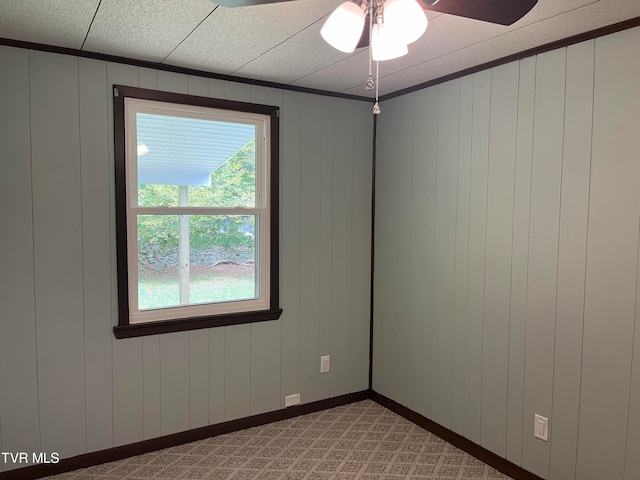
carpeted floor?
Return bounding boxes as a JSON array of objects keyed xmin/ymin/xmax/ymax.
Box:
[{"xmin": 45, "ymin": 400, "xmax": 512, "ymax": 479}]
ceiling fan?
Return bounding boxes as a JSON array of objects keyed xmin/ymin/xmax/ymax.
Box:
[
  {"xmin": 213, "ymin": 0, "xmax": 539, "ymax": 113},
  {"xmin": 214, "ymin": 0, "xmax": 538, "ymax": 27}
]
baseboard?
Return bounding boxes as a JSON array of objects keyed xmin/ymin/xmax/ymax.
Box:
[
  {"xmin": 0, "ymin": 389, "xmax": 372, "ymax": 480},
  {"xmin": 370, "ymin": 390, "xmax": 544, "ymax": 480}
]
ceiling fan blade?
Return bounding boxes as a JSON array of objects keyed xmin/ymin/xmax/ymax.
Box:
[
  {"xmin": 215, "ymin": 0, "xmax": 298, "ymax": 7},
  {"xmin": 353, "ymin": 0, "xmax": 537, "ymax": 49},
  {"xmin": 418, "ymin": 0, "xmax": 538, "ymax": 26}
]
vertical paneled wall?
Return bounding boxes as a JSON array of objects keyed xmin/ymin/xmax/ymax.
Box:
[
  {"xmin": 373, "ymin": 26, "xmax": 640, "ymax": 480},
  {"xmin": 0, "ymin": 48, "xmax": 372, "ymax": 471}
]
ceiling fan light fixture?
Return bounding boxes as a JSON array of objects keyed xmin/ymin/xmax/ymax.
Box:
[
  {"xmin": 384, "ymin": 0, "xmax": 428, "ymax": 45},
  {"xmin": 371, "ymin": 23, "xmax": 408, "ymax": 61},
  {"xmin": 320, "ymin": 1, "xmax": 367, "ymax": 53},
  {"xmin": 214, "ymin": 0, "xmax": 541, "ymax": 115}
]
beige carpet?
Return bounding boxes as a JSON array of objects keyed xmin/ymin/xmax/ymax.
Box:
[{"xmin": 46, "ymin": 400, "xmax": 511, "ymax": 480}]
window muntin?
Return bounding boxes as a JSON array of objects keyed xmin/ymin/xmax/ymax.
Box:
[{"xmin": 121, "ymin": 96, "xmax": 273, "ymax": 326}]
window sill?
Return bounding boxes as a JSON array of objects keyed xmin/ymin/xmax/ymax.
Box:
[{"xmin": 113, "ymin": 308, "xmax": 283, "ymax": 339}]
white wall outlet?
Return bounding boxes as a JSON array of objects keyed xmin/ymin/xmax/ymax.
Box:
[
  {"xmin": 534, "ymin": 414, "xmax": 549, "ymax": 442},
  {"xmin": 285, "ymin": 393, "xmax": 300, "ymax": 407},
  {"xmin": 320, "ymin": 355, "xmax": 330, "ymax": 373}
]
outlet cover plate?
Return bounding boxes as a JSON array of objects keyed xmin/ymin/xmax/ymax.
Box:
[
  {"xmin": 320, "ymin": 355, "xmax": 330, "ymax": 373},
  {"xmin": 285, "ymin": 393, "xmax": 300, "ymax": 408},
  {"xmin": 534, "ymin": 414, "xmax": 549, "ymax": 441}
]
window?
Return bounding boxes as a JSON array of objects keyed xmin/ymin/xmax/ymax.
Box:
[{"xmin": 112, "ymin": 85, "xmax": 281, "ymax": 338}]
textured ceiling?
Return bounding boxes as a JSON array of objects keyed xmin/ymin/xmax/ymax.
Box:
[{"xmin": 0, "ymin": 0, "xmax": 639, "ymax": 97}]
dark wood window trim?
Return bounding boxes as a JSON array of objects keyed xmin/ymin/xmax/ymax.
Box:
[
  {"xmin": 113, "ymin": 308, "xmax": 283, "ymax": 339},
  {"xmin": 112, "ymin": 85, "xmax": 281, "ymax": 339}
]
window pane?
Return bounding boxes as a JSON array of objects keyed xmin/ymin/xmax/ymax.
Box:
[
  {"xmin": 138, "ymin": 215, "xmax": 180, "ymax": 310},
  {"xmin": 136, "ymin": 113, "xmax": 256, "ymax": 208},
  {"xmin": 137, "ymin": 214, "xmax": 257, "ymax": 311}
]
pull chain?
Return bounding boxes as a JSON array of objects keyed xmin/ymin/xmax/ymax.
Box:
[
  {"xmin": 372, "ymin": 1, "xmax": 381, "ymax": 115},
  {"xmin": 373, "ymin": 59, "xmax": 381, "ymax": 114},
  {"xmin": 365, "ymin": 0, "xmax": 375, "ymax": 91}
]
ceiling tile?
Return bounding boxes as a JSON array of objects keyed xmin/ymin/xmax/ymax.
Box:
[
  {"xmin": 233, "ymin": 22, "xmax": 353, "ymax": 84},
  {"xmin": 291, "ymin": 49, "xmax": 374, "ymax": 95},
  {"xmin": 83, "ymin": 0, "xmax": 215, "ymax": 62},
  {"xmin": 0, "ymin": 0, "xmax": 100, "ymax": 49},
  {"xmin": 164, "ymin": 0, "xmax": 342, "ymax": 74}
]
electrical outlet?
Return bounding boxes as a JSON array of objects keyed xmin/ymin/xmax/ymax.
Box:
[
  {"xmin": 320, "ymin": 355, "xmax": 330, "ymax": 373},
  {"xmin": 285, "ymin": 393, "xmax": 300, "ymax": 407},
  {"xmin": 534, "ymin": 414, "xmax": 549, "ymax": 442}
]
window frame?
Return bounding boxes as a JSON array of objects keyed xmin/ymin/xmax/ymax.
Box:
[{"xmin": 112, "ymin": 85, "xmax": 282, "ymax": 339}]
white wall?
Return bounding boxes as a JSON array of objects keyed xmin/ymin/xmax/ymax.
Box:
[
  {"xmin": 0, "ymin": 47, "xmax": 373, "ymax": 471},
  {"xmin": 373, "ymin": 26, "xmax": 640, "ymax": 480}
]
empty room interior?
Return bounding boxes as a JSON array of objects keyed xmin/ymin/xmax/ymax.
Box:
[{"xmin": 1, "ymin": 1, "xmax": 640, "ymax": 479}]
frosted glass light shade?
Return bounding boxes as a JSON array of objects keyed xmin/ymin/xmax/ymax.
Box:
[
  {"xmin": 321, "ymin": 2, "xmax": 366, "ymax": 53},
  {"xmin": 371, "ymin": 23, "xmax": 408, "ymax": 61},
  {"xmin": 384, "ymin": 0, "xmax": 428, "ymax": 45}
]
